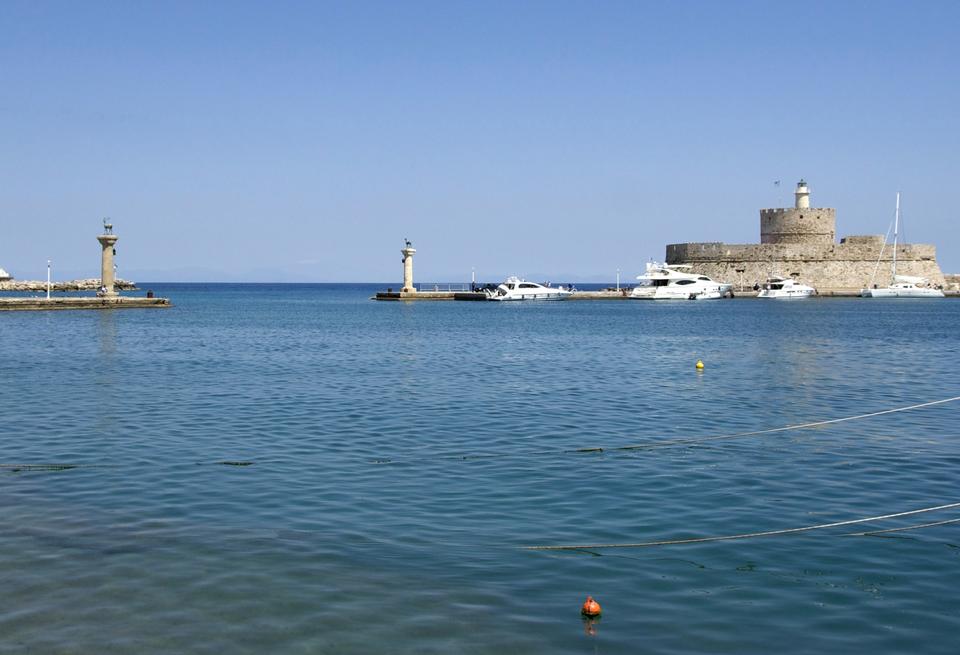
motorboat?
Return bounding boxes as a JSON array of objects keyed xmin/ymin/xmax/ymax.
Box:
[
  {"xmin": 756, "ymin": 276, "xmax": 816, "ymax": 299},
  {"xmin": 629, "ymin": 263, "xmax": 732, "ymax": 300},
  {"xmin": 861, "ymin": 193, "xmax": 944, "ymax": 298},
  {"xmin": 486, "ymin": 277, "xmax": 572, "ymax": 301}
]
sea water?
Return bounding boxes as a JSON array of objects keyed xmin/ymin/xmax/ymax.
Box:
[{"xmin": 1, "ymin": 284, "xmax": 959, "ymax": 654}]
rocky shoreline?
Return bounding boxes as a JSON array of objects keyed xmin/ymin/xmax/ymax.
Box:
[{"xmin": 0, "ymin": 278, "xmax": 137, "ymax": 292}]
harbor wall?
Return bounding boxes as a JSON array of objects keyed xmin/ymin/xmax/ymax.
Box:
[
  {"xmin": 0, "ymin": 296, "xmax": 170, "ymax": 311},
  {"xmin": 666, "ymin": 241, "xmax": 944, "ymax": 292}
]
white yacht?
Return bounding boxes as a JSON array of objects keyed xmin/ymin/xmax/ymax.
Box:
[
  {"xmin": 861, "ymin": 193, "xmax": 944, "ymax": 298},
  {"xmin": 486, "ymin": 277, "xmax": 572, "ymax": 301},
  {"xmin": 756, "ymin": 276, "xmax": 816, "ymax": 299},
  {"xmin": 629, "ymin": 263, "xmax": 732, "ymax": 300}
]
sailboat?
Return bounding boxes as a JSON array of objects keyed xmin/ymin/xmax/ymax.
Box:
[{"xmin": 860, "ymin": 193, "xmax": 944, "ymax": 298}]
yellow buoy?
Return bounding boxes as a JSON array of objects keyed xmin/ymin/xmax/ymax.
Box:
[{"xmin": 696, "ymin": 359, "xmax": 704, "ymax": 370}]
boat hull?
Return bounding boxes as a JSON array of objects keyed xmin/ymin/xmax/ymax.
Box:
[
  {"xmin": 756, "ymin": 290, "xmax": 815, "ymax": 299},
  {"xmin": 487, "ymin": 292, "xmax": 571, "ymax": 301},
  {"xmin": 629, "ymin": 283, "xmax": 730, "ymax": 300},
  {"xmin": 860, "ymin": 288, "xmax": 944, "ymax": 298}
]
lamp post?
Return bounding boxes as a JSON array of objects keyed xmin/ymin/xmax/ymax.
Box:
[
  {"xmin": 46, "ymin": 259, "xmax": 51, "ymax": 300},
  {"xmin": 735, "ymin": 268, "xmax": 745, "ymax": 292}
]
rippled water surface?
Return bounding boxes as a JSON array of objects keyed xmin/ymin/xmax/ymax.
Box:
[{"xmin": 2, "ymin": 284, "xmax": 959, "ymax": 654}]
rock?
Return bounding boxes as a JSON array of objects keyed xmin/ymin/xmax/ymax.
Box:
[{"xmin": 0, "ymin": 278, "xmax": 137, "ymax": 292}]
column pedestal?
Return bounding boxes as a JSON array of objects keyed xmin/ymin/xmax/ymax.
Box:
[
  {"xmin": 401, "ymin": 246, "xmax": 417, "ymax": 293},
  {"xmin": 97, "ymin": 234, "xmax": 119, "ymax": 296}
]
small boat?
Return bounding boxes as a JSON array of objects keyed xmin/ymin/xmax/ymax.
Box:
[
  {"xmin": 861, "ymin": 193, "xmax": 944, "ymax": 298},
  {"xmin": 629, "ymin": 263, "xmax": 731, "ymax": 300},
  {"xmin": 756, "ymin": 276, "xmax": 816, "ymax": 299},
  {"xmin": 486, "ymin": 277, "xmax": 572, "ymax": 301}
]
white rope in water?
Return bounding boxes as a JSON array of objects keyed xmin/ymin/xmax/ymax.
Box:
[
  {"xmin": 613, "ymin": 395, "xmax": 960, "ymax": 452},
  {"xmin": 523, "ymin": 502, "xmax": 960, "ymax": 551},
  {"xmin": 843, "ymin": 516, "xmax": 960, "ymax": 536},
  {"xmin": 372, "ymin": 394, "xmax": 960, "ymax": 464}
]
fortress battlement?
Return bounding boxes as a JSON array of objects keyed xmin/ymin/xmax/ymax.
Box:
[{"xmin": 666, "ymin": 180, "xmax": 944, "ymax": 292}]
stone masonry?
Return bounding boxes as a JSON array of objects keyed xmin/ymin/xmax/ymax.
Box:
[{"xmin": 666, "ymin": 180, "xmax": 945, "ymax": 293}]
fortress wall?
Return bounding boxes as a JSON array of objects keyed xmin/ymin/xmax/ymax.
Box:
[
  {"xmin": 668, "ymin": 183, "xmax": 947, "ymax": 292},
  {"xmin": 840, "ymin": 235, "xmax": 885, "ymax": 246},
  {"xmin": 760, "ymin": 208, "xmax": 836, "ymax": 245},
  {"xmin": 665, "ymin": 241, "xmax": 944, "ymax": 291}
]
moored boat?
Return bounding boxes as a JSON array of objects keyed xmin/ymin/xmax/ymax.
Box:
[
  {"xmin": 629, "ymin": 263, "xmax": 731, "ymax": 300},
  {"xmin": 756, "ymin": 276, "xmax": 816, "ymax": 299},
  {"xmin": 486, "ymin": 277, "xmax": 572, "ymax": 301},
  {"xmin": 861, "ymin": 193, "xmax": 944, "ymax": 298}
]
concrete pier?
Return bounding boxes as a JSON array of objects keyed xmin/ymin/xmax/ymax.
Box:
[
  {"xmin": 376, "ymin": 290, "xmax": 464, "ymax": 300},
  {"xmin": 375, "ymin": 289, "xmax": 633, "ymax": 301},
  {"xmin": 0, "ymin": 221, "xmax": 170, "ymax": 311},
  {"xmin": 0, "ymin": 296, "xmax": 170, "ymax": 311}
]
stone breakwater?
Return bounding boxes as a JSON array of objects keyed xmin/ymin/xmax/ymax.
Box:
[{"xmin": 0, "ymin": 278, "xmax": 137, "ymax": 292}]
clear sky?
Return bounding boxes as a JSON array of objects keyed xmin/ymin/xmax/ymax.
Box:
[{"xmin": 2, "ymin": 1, "xmax": 958, "ymax": 283}]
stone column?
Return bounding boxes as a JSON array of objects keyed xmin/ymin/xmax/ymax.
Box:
[
  {"xmin": 97, "ymin": 225, "xmax": 119, "ymax": 296},
  {"xmin": 401, "ymin": 244, "xmax": 416, "ymax": 293}
]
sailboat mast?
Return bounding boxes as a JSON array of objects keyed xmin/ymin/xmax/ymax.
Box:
[{"xmin": 892, "ymin": 192, "xmax": 900, "ymax": 278}]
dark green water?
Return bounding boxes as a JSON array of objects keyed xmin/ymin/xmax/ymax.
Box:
[{"xmin": 1, "ymin": 284, "xmax": 958, "ymax": 653}]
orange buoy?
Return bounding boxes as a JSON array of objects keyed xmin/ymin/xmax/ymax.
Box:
[{"xmin": 581, "ymin": 596, "xmax": 602, "ymax": 617}]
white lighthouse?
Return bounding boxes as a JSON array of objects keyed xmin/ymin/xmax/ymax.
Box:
[{"xmin": 795, "ymin": 179, "xmax": 811, "ymax": 209}]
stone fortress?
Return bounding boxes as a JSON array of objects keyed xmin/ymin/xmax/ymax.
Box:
[{"xmin": 666, "ymin": 180, "xmax": 946, "ymax": 294}]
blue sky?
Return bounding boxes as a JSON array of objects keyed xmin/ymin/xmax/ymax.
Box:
[{"xmin": 2, "ymin": 1, "xmax": 958, "ymax": 282}]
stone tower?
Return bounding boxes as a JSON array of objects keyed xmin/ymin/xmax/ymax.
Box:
[
  {"xmin": 760, "ymin": 179, "xmax": 836, "ymax": 245},
  {"xmin": 97, "ymin": 220, "xmax": 119, "ymax": 296}
]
